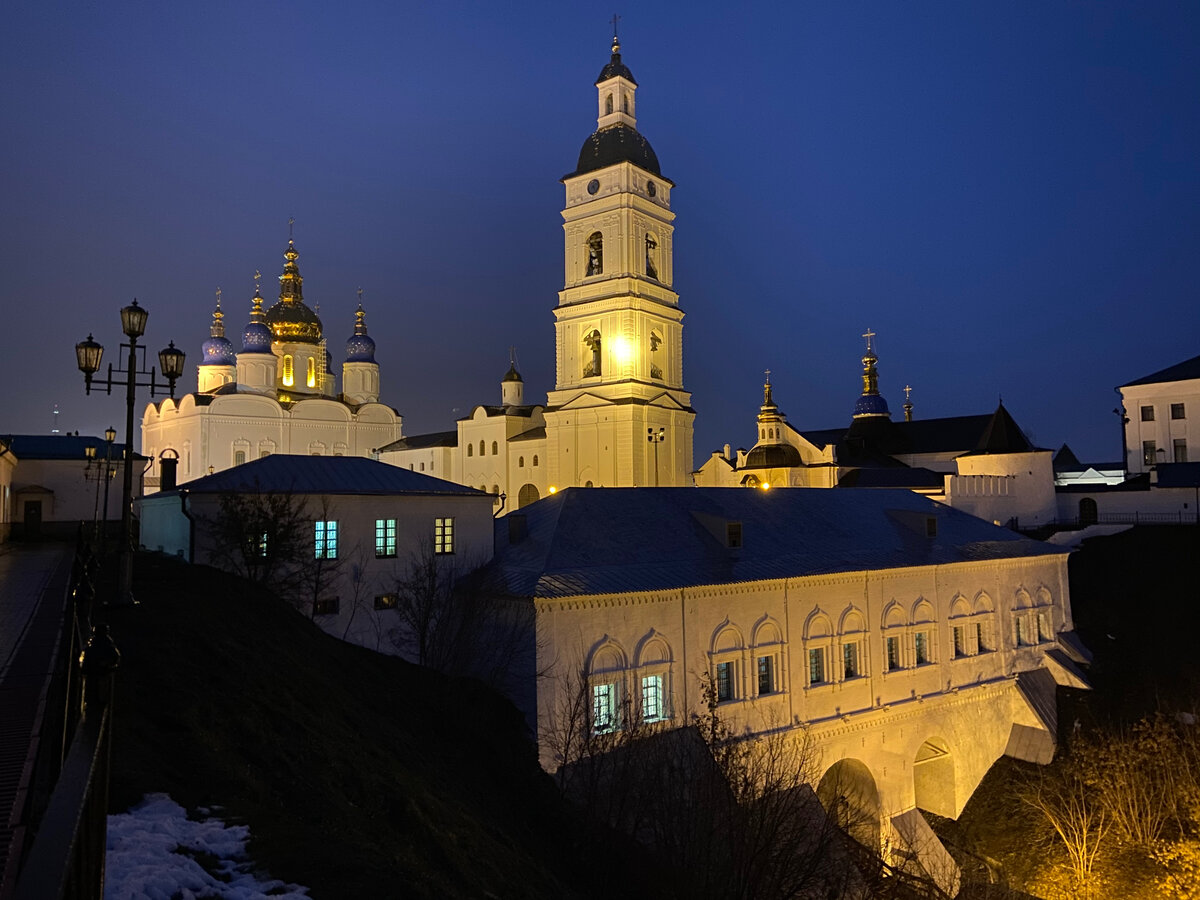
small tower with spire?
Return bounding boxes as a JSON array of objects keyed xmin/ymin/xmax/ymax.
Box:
[
  {"xmin": 501, "ymin": 347, "xmax": 524, "ymax": 407},
  {"xmin": 199, "ymin": 288, "xmax": 238, "ymax": 392},
  {"xmin": 852, "ymin": 329, "xmax": 891, "ymax": 420},
  {"xmin": 903, "ymin": 384, "xmax": 914, "ymax": 422},
  {"xmin": 236, "ymin": 273, "xmax": 278, "ymax": 394},
  {"xmin": 342, "ymin": 290, "xmax": 379, "ymax": 405}
]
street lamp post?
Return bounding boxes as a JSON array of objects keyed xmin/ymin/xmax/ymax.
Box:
[
  {"xmin": 647, "ymin": 427, "xmax": 665, "ymax": 487},
  {"xmin": 75, "ymin": 299, "xmax": 185, "ymax": 606},
  {"xmin": 101, "ymin": 425, "xmax": 116, "ymax": 545}
]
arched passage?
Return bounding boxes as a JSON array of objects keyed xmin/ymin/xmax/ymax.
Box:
[
  {"xmin": 817, "ymin": 758, "xmax": 881, "ymax": 849},
  {"xmin": 517, "ymin": 483, "xmax": 540, "ymax": 508},
  {"xmin": 913, "ymin": 737, "xmax": 956, "ymax": 818}
]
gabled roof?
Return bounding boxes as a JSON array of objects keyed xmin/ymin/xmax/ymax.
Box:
[
  {"xmin": 378, "ymin": 431, "xmax": 457, "ymax": 452},
  {"xmin": 168, "ymin": 454, "xmax": 483, "ymax": 497},
  {"xmin": 1121, "ymin": 353, "xmax": 1200, "ymax": 388},
  {"xmin": 4, "ymin": 434, "xmax": 139, "ymax": 460},
  {"xmin": 484, "ymin": 487, "xmax": 1064, "ymax": 599}
]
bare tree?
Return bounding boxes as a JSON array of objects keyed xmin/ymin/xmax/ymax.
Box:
[
  {"xmin": 204, "ymin": 485, "xmax": 314, "ymax": 597},
  {"xmin": 1021, "ymin": 755, "xmax": 1111, "ymax": 899}
]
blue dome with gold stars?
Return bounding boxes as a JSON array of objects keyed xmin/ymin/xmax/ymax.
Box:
[
  {"xmin": 344, "ymin": 303, "xmax": 376, "ymax": 363},
  {"xmin": 201, "ymin": 293, "xmax": 237, "ymax": 366}
]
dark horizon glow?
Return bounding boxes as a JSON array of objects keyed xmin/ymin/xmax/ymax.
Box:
[{"xmin": 3, "ymin": 2, "xmax": 1197, "ymax": 464}]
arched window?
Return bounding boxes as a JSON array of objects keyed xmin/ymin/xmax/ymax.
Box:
[
  {"xmin": 491, "ymin": 484, "xmax": 500, "ymax": 495},
  {"xmin": 605, "ymin": 93, "xmax": 613, "ymax": 115},
  {"xmin": 306, "ymin": 356, "xmax": 316, "ymax": 388},
  {"xmin": 532, "ymin": 454, "xmax": 539, "ymax": 467},
  {"xmin": 584, "ymin": 330, "xmax": 602, "ymax": 377},
  {"xmin": 234, "ymin": 450, "xmax": 246, "ymax": 466},
  {"xmin": 281, "ymin": 354, "xmax": 294, "ymax": 387},
  {"xmin": 479, "ymin": 440, "xmax": 485, "ymax": 456},
  {"xmin": 467, "ymin": 444, "xmax": 473, "ymax": 457},
  {"xmin": 586, "ymin": 232, "xmax": 603, "ymax": 276},
  {"xmin": 517, "ymin": 483, "xmax": 539, "ymax": 508},
  {"xmin": 420, "ymin": 462, "xmax": 425, "ymax": 471},
  {"xmin": 623, "ymin": 95, "xmax": 629, "ymax": 113},
  {"xmin": 518, "ymin": 456, "xmax": 525, "ymax": 467},
  {"xmin": 650, "ymin": 331, "xmax": 662, "ymax": 380},
  {"xmin": 645, "ymin": 233, "xmax": 658, "ymax": 279},
  {"xmin": 492, "ymin": 441, "xmax": 499, "ymax": 455},
  {"xmin": 1079, "ymin": 497, "xmax": 1098, "ymax": 526}
]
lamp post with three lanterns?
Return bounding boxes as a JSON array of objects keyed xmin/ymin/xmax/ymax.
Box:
[{"xmin": 75, "ymin": 299, "xmax": 185, "ymax": 606}]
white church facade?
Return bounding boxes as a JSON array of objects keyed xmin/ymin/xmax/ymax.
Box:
[{"xmin": 141, "ymin": 247, "xmax": 402, "ymax": 487}]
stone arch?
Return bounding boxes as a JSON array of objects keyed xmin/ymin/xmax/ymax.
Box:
[
  {"xmin": 803, "ymin": 610, "xmax": 833, "ymax": 639},
  {"xmin": 817, "ymin": 758, "xmax": 882, "ymax": 850},
  {"xmin": 585, "ymin": 232, "xmax": 603, "ymax": 277},
  {"xmin": 752, "ymin": 615, "xmax": 783, "ymax": 647},
  {"xmin": 587, "ymin": 638, "xmax": 627, "ymax": 675},
  {"xmin": 1079, "ymin": 496, "xmax": 1098, "ymax": 526},
  {"xmin": 913, "ymin": 737, "xmax": 957, "ymax": 818},
  {"xmin": 1014, "ymin": 588, "xmax": 1032, "ymax": 609},
  {"xmin": 710, "ymin": 620, "xmax": 744, "ymax": 654},
  {"xmin": 911, "ymin": 597, "xmax": 935, "ymax": 624},
  {"xmin": 517, "ymin": 483, "xmax": 539, "ymax": 508},
  {"xmin": 949, "ymin": 595, "xmax": 971, "ymax": 619},
  {"xmin": 972, "ymin": 592, "xmax": 994, "ymax": 614},
  {"xmin": 635, "ymin": 631, "xmax": 673, "ymax": 667},
  {"xmin": 882, "ymin": 601, "xmax": 907, "ymax": 629},
  {"xmin": 1036, "ymin": 586, "xmax": 1053, "ymax": 607}
]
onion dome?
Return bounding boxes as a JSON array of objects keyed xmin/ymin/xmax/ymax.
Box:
[
  {"xmin": 852, "ymin": 329, "xmax": 891, "ymax": 420},
  {"xmin": 241, "ymin": 282, "xmax": 273, "ymax": 352},
  {"xmin": 344, "ymin": 303, "xmax": 376, "ymax": 363},
  {"xmin": 596, "ymin": 35, "xmax": 637, "ymax": 85},
  {"xmin": 201, "ymin": 290, "xmax": 237, "ymax": 366},
  {"xmin": 502, "ymin": 362, "xmax": 523, "ymax": 383},
  {"xmin": 745, "ymin": 372, "xmax": 803, "ymax": 467},
  {"xmin": 264, "ymin": 239, "xmax": 323, "ymax": 344}
]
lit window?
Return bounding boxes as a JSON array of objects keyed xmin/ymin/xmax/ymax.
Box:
[
  {"xmin": 843, "ymin": 642, "xmax": 860, "ymax": 678},
  {"xmin": 375, "ymin": 519, "xmax": 397, "ymax": 558},
  {"xmin": 808, "ymin": 648, "xmax": 826, "ymax": 685},
  {"xmin": 314, "ymin": 520, "xmax": 338, "ymax": 559},
  {"xmin": 434, "ymin": 517, "xmax": 454, "ymax": 555},
  {"xmin": 1175, "ymin": 439, "xmax": 1188, "ymax": 463},
  {"xmin": 593, "ymin": 682, "xmax": 618, "ymax": 734},
  {"xmin": 757, "ymin": 655, "xmax": 774, "ymax": 695},
  {"xmin": 716, "ymin": 661, "xmax": 733, "ymax": 702},
  {"xmin": 374, "ymin": 593, "xmax": 398, "ymax": 611},
  {"xmin": 1141, "ymin": 405, "xmax": 1155, "ymax": 422},
  {"xmin": 257, "ymin": 532, "xmax": 268, "ymax": 558},
  {"xmin": 306, "ymin": 356, "xmax": 316, "ymax": 388},
  {"xmin": 1171, "ymin": 403, "xmax": 1186, "ymax": 420},
  {"xmin": 641, "ymin": 674, "xmax": 665, "ymax": 722},
  {"xmin": 886, "ymin": 635, "xmax": 901, "ymax": 671},
  {"xmin": 1143, "ymin": 440, "xmax": 1157, "ymax": 466},
  {"xmin": 914, "ymin": 632, "xmax": 930, "ymax": 665},
  {"xmin": 282, "ymin": 354, "xmax": 294, "ymax": 387},
  {"xmin": 313, "ymin": 597, "xmax": 339, "ymax": 616},
  {"xmin": 952, "ymin": 625, "xmax": 966, "ymax": 658}
]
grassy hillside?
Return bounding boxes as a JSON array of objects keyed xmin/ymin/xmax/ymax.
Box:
[{"xmin": 106, "ymin": 553, "xmax": 657, "ymax": 899}]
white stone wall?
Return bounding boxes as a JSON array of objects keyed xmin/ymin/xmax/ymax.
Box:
[
  {"xmin": 944, "ymin": 451, "xmax": 1057, "ymax": 527},
  {"xmin": 1122, "ymin": 375, "xmax": 1200, "ymax": 473}
]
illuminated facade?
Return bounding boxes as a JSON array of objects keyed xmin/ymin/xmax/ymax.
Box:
[
  {"xmin": 141, "ymin": 243, "xmax": 401, "ymax": 487},
  {"xmin": 381, "ymin": 36, "xmax": 694, "ymax": 506}
]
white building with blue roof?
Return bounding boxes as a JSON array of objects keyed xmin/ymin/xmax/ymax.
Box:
[{"xmin": 484, "ymin": 485, "xmax": 1088, "ymax": 886}]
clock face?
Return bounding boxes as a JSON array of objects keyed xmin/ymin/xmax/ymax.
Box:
[
  {"xmin": 587, "ymin": 179, "xmax": 600, "ymax": 195},
  {"xmin": 647, "ymin": 180, "xmax": 657, "ymax": 197}
]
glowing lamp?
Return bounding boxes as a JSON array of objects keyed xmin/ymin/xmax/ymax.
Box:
[
  {"xmin": 761, "ymin": 482, "xmax": 771, "ymax": 490},
  {"xmin": 85, "ymin": 445, "xmax": 97, "ymax": 460},
  {"xmin": 105, "ymin": 426, "xmax": 116, "ymax": 444},
  {"xmin": 548, "ymin": 486, "xmax": 558, "ymax": 494},
  {"xmin": 75, "ymin": 334, "xmax": 104, "ymax": 375},
  {"xmin": 158, "ymin": 341, "xmax": 186, "ymax": 380},
  {"xmin": 120, "ymin": 299, "xmax": 149, "ymax": 339},
  {"xmin": 612, "ymin": 336, "xmax": 634, "ymax": 367}
]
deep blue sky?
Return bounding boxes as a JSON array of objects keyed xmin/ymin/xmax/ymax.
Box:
[{"xmin": 3, "ymin": 2, "xmax": 1197, "ymax": 464}]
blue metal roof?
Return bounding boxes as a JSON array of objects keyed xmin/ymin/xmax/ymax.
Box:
[
  {"xmin": 1122, "ymin": 353, "xmax": 1200, "ymax": 387},
  {"xmin": 171, "ymin": 454, "xmax": 484, "ymax": 496},
  {"xmin": 4, "ymin": 434, "xmax": 137, "ymax": 460},
  {"xmin": 485, "ymin": 487, "xmax": 1067, "ymax": 599}
]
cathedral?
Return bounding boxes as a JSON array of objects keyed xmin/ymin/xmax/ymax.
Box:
[{"xmin": 140, "ymin": 242, "xmax": 402, "ymax": 486}]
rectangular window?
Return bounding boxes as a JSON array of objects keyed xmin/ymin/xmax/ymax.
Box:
[
  {"xmin": 914, "ymin": 631, "xmax": 930, "ymax": 665},
  {"xmin": 843, "ymin": 642, "xmax": 859, "ymax": 679},
  {"xmin": 1037, "ymin": 612, "xmax": 1052, "ymax": 643},
  {"xmin": 1174, "ymin": 439, "xmax": 1188, "ymax": 464},
  {"xmin": 257, "ymin": 532, "xmax": 268, "ymax": 558},
  {"xmin": 886, "ymin": 635, "xmax": 901, "ymax": 671},
  {"xmin": 757, "ymin": 655, "xmax": 774, "ymax": 695},
  {"xmin": 313, "ymin": 597, "xmax": 339, "ymax": 616},
  {"xmin": 434, "ymin": 517, "xmax": 454, "ymax": 555},
  {"xmin": 375, "ymin": 518, "xmax": 397, "ymax": 558},
  {"xmin": 1141, "ymin": 405, "xmax": 1155, "ymax": 422},
  {"xmin": 808, "ymin": 648, "xmax": 826, "ymax": 685},
  {"xmin": 1143, "ymin": 440, "xmax": 1157, "ymax": 467},
  {"xmin": 976, "ymin": 621, "xmax": 990, "ymax": 653},
  {"xmin": 1171, "ymin": 403, "xmax": 1186, "ymax": 420},
  {"xmin": 1015, "ymin": 617, "xmax": 1027, "ymax": 646},
  {"xmin": 641, "ymin": 674, "xmax": 665, "ymax": 722},
  {"xmin": 726, "ymin": 522, "xmax": 743, "ymax": 548},
  {"xmin": 374, "ymin": 593, "xmax": 398, "ymax": 610},
  {"xmin": 952, "ymin": 625, "xmax": 966, "ymax": 658},
  {"xmin": 716, "ymin": 661, "xmax": 733, "ymax": 702},
  {"xmin": 234, "ymin": 449, "xmax": 246, "ymax": 466},
  {"xmin": 593, "ymin": 682, "xmax": 617, "ymax": 733},
  {"xmin": 314, "ymin": 520, "xmax": 338, "ymax": 559}
]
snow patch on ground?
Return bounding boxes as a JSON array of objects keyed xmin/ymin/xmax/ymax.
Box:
[{"xmin": 105, "ymin": 793, "xmax": 309, "ymax": 899}]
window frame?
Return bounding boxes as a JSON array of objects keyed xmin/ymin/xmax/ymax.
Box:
[
  {"xmin": 1141, "ymin": 405, "xmax": 1155, "ymax": 422},
  {"xmin": 807, "ymin": 647, "xmax": 827, "ymax": 686},
  {"xmin": 374, "ymin": 593, "xmax": 398, "ymax": 611},
  {"xmin": 640, "ymin": 672, "xmax": 666, "ymax": 723},
  {"xmin": 1171, "ymin": 403, "xmax": 1186, "ymax": 420},
  {"xmin": 434, "ymin": 517, "xmax": 454, "ymax": 555},
  {"xmin": 313, "ymin": 596, "xmax": 339, "ymax": 616},
  {"xmin": 375, "ymin": 518, "xmax": 397, "ymax": 558},
  {"xmin": 314, "ymin": 520, "xmax": 338, "ymax": 560}
]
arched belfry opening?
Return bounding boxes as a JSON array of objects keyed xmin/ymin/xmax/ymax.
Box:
[
  {"xmin": 912, "ymin": 738, "xmax": 956, "ymax": 818},
  {"xmin": 817, "ymin": 759, "xmax": 882, "ymax": 850},
  {"xmin": 586, "ymin": 232, "xmax": 603, "ymax": 276},
  {"xmin": 583, "ymin": 330, "xmax": 602, "ymax": 377}
]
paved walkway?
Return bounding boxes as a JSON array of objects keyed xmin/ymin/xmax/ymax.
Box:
[{"xmin": 0, "ymin": 542, "xmax": 74, "ymax": 899}]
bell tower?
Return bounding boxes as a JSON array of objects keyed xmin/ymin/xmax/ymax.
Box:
[{"xmin": 544, "ymin": 35, "xmax": 695, "ymax": 488}]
